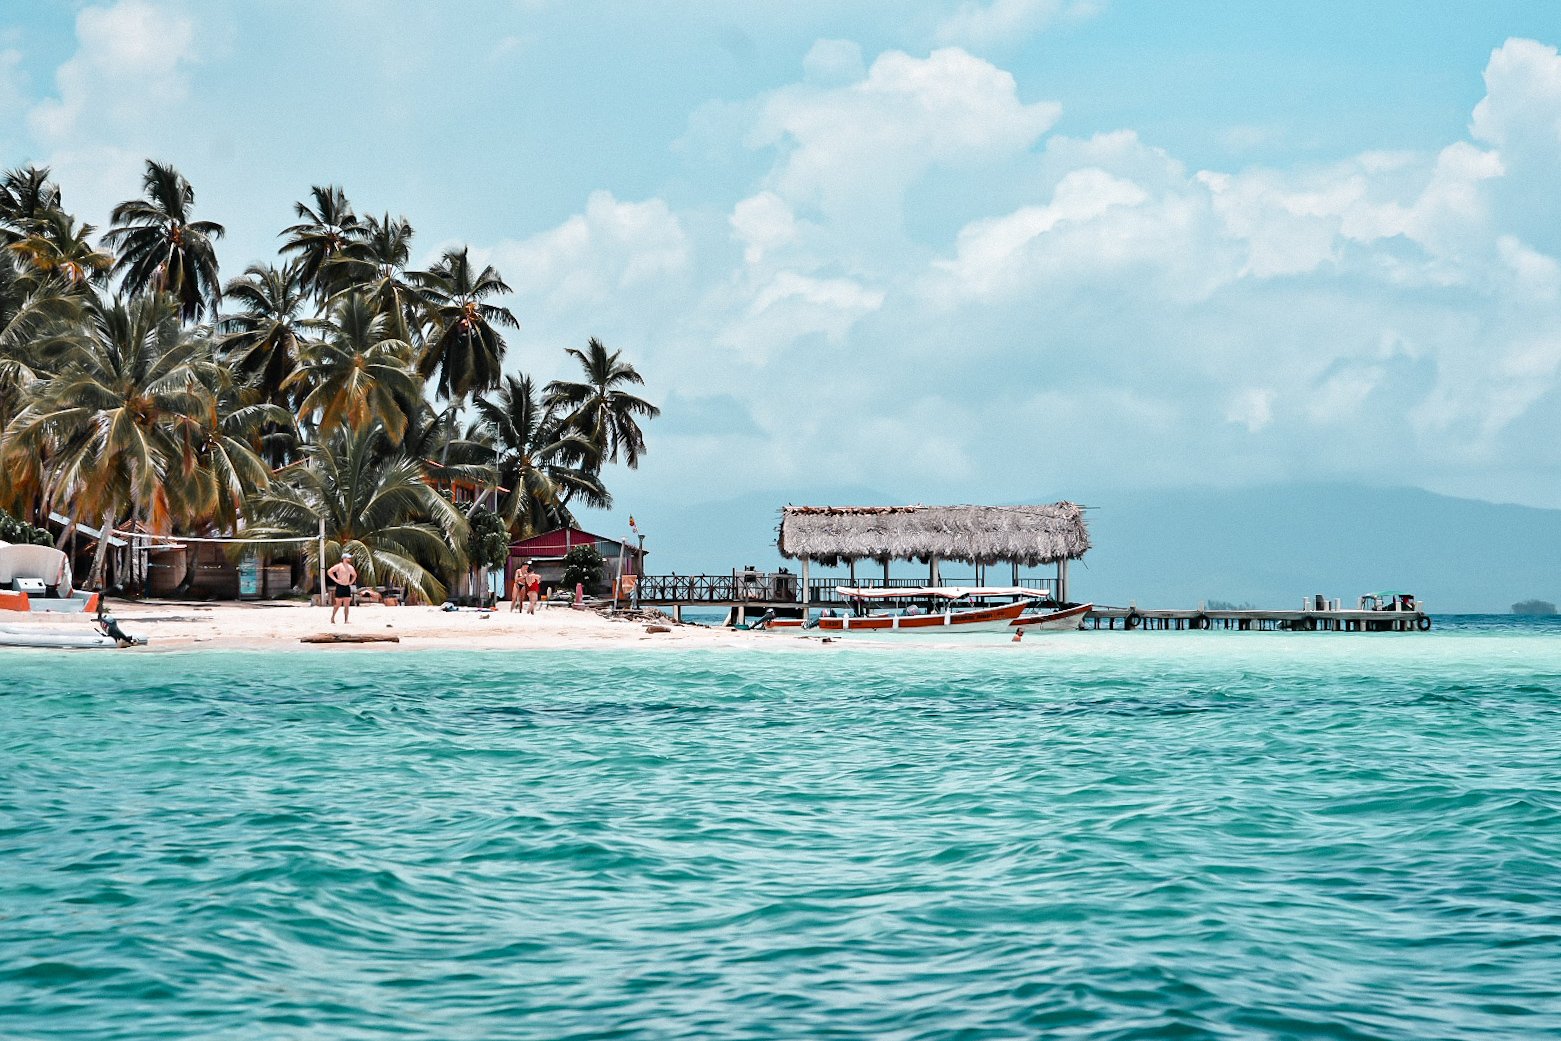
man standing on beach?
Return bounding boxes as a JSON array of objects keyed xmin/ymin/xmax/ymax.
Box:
[{"xmin": 327, "ymin": 553, "xmax": 357, "ymax": 624}]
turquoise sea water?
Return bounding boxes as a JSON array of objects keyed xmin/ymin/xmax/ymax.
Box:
[{"xmin": 4, "ymin": 621, "xmax": 1561, "ymax": 1040}]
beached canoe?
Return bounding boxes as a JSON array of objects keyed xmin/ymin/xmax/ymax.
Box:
[{"xmin": 0, "ymin": 625, "xmax": 119, "ymax": 649}]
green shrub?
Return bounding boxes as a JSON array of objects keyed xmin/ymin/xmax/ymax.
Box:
[
  {"xmin": 0, "ymin": 510, "xmax": 52, "ymax": 547},
  {"xmin": 466, "ymin": 509, "xmax": 510, "ymax": 570},
  {"xmin": 561, "ymin": 545, "xmax": 605, "ymax": 593}
]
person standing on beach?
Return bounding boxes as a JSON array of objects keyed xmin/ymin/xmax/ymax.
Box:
[
  {"xmin": 511, "ymin": 565, "xmax": 528, "ymax": 613},
  {"xmin": 327, "ymin": 553, "xmax": 357, "ymax": 624},
  {"xmin": 526, "ymin": 562, "xmax": 542, "ymax": 615}
]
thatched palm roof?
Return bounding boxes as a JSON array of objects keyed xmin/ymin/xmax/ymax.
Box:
[{"xmin": 778, "ymin": 504, "xmax": 1089, "ymax": 566}]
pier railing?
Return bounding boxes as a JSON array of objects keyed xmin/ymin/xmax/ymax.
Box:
[{"xmin": 635, "ymin": 574, "xmax": 1058, "ymax": 605}]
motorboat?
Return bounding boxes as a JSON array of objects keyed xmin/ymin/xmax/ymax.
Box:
[
  {"xmin": 1011, "ymin": 602, "xmax": 1093, "ymax": 631},
  {"xmin": 0, "ymin": 543, "xmax": 99, "ymax": 613},
  {"xmin": 765, "ymin": 586, "xmax": 1040, "ymax": 634}
]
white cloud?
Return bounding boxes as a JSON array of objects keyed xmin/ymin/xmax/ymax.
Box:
[
  {"xmin": 801, "ymin": 39, "xmax": 864, "ymax": 86},
  {"xmin": 1225, "ymin": 388, "xmax": 1275, "ymax": 432},
  {"xmin": 29, "ymin": 0, "xmax": 200, "ymax": 144},
  {"xmin": 0, "ymin": 48, "xmax": 24, "ymax": 117},
  {"xmin": 730, "ymin": 191, "xmax": 798, "ymax": 266},
  {"xmin": 477, "ymin": 36, "xmax": 1561, "ymax": 508},
  {"xmin": 1498, "ymin": 235, "xmax": 1561, "ymax": 302},
  {"xmin": 936, "ymin": 0, "xmax": 1103, "ymax": 49},
  {"xmin": 719, "ymin": 271, "xmax": 885, "ymax": 361},
  {"xmin": 492, "ymin": 191, "xmax": 690, "ymax": 311},
  {"xmin": 750, "ymin": 47, "xmax": 1060, "ymax": 221},
  {"xmin": 932, "ymin": 167, "xmax": 1149, "ymax": 298},
  {"xmin": 1470, "ymin": 38, "xmax": 1561, "ymax": 159}
]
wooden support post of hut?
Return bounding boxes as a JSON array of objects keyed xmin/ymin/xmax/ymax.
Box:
[{"xmin": 778, "ymin": 504, "xmax": 1090, "ymax": 605}]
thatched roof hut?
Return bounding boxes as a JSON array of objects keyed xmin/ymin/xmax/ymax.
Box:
[{"xmin": 778, "ymin": 504, "xmax": 1089, "ymax": 566}]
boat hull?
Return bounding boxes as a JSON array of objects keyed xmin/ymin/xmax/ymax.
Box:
[
  {"xmin": 0, "ymin": 590, "xmax": 100, "ymax": 613},
  {"xmin": 1010, "ymin": 602, "xmax": 1092, "ymax": 631},
  {"xmin": 769, "ymin": 599, "xmax": 1029, "ymax": 634}
]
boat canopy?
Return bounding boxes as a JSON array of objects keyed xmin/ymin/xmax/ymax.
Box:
[{"xmin": 833, "ymin": 586, "xmax": 1047, "ymax": 600}]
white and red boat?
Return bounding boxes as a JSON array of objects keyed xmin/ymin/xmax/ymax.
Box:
[
  {"xmin": 1010, "ymin": 602, "xmax": 1092, "ymax": 632},
  {"xmin": 0, "ymin": 544, "xmax": 99, "ymax": 613},
  {"xmin": 766, "ymin": 587, "xmax": 1045, "ymax": 634}
]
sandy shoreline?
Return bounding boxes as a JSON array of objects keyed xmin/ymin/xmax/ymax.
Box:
[{"xmin": 6, "ymin": 599, "xmax": 819, "ymax": 653}]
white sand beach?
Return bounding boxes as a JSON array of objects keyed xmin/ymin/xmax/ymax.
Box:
[{"xmin": 35, "ymin": 600, "xmax": 805, "ymax": 653}]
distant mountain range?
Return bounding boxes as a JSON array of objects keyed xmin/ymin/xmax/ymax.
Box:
[{"xmin": 594, "ymin": 483, "xmax": 1561, "ymax": 614}]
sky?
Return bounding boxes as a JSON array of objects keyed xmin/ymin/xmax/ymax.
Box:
[{"xmin": 3, "ymin": 0, "xmax": 1561, "ymax": 537}]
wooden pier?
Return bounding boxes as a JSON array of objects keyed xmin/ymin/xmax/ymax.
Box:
[
  {"xmin": 1086, "ymin": 607, "xmax": 1432, "ymax": 633},
  {"xmin": 632, "ymin": 575, "xmax": 1432, "ymax": 632}
]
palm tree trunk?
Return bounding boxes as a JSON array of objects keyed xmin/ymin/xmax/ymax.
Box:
[{"xmin": 88, "ymin": 509, "xmax": 115, "ymax": 590}]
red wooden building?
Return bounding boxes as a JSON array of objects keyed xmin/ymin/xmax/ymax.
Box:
[{"xmin": 505, "ymin": 526, "xmax": 645, "ymax": 598}]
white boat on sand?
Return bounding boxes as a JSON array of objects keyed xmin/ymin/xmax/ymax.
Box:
[{"xmin": 0, "ymin": 543, "xmax": 100, "ymax": 613}]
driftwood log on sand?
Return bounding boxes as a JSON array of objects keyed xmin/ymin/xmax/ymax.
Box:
[{"xmin": 300, "ymin": 633, "xmax": 402, "ymax": 644}]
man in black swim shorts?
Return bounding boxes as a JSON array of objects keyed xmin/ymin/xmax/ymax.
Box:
[{"xmin": 327, "ymin": 552, "xmax": 358, "ymax": 624}]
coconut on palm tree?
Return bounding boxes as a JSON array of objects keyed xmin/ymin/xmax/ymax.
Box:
[
  {"xmin": 546, "ymin": 338, "xmax": 660, "ymax": 469},
  {"xmin": 419, "ymin": 246, "xmax": 516, "ymax": 401},
  {"xmin": 287, "ymin": 292, "xmax": 422, "ymax": 445},
  {"xmin": 280, "ymin": 184, "xmax": 361, "ymax": 302},
  {"xmin": 103, "ymin": 161, "xmax": 225, "ymax": 322},
  {"xmin": 473, "ymin": 374, "xmax": 609, "ymax": 536},
  {"xmin": 248, "ymin": 423, "xmax": 469, "ymax": 603}
]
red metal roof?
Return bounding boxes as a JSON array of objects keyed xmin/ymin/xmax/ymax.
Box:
[{"xmin": 508, "ymin": 527, "xmax": 642, "ymax": 557}]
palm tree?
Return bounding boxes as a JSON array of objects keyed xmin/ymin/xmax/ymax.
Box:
[
  {"xmin": 473, "ymin": 374, "xmax": 609, "ymax": 536},
  {"xmin": 331, "ymin": 212, "xmax": 428, "ymax": 345},
  {"xmin": 280, "ymin": 184, "xmax": 361, "ymax": 301},
  {"xmin": 219, "ymin": 262, "xmax": 310, "ymax": 403},
  {"xmin": 0, "ymin": 293, "xmax": 209, "ymax": 586},
  {"xmin": 545, "ymin": 338, "xmax": 660, "ymax": 468},
  {"xmin": 0, "ymin": 165, "xmax": 64, "ymax": 244},
  {"xmin": 248, "ymin": 423, "xmax": 469, "ymax": 603},
  {"xmin": 6, "ymin": 209, "xmax": 114, "ymax": 288},
  {"xmin": 103, "ymin": 160, "xmax": 225, "ymax": 322},
  {"xmin": 419, "ymin": 246, "xmax": 516, "ymax": 401},
  {"xmin": 287, "ymin": 292, "xmax": 422, "ymax": 445},
  {"xmin": 0, "ymin": 257, "xmax": 83, "ymax": 507},
  {"xmin": 180, "ymin": 361, "xmax": 286, "ymax": 534}
]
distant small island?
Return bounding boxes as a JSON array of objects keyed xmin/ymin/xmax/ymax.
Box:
[{"xmin": 1511, "ymin": 600, "xmax": 1557, "ymax": 615}]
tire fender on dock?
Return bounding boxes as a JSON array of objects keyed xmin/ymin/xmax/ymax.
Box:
[
  {"xmin": 1125, "ymin": 610, "xmax": 1141, "ymax": 630},
  {"xmin": 1416, "ymin": 614, "xmax": 1432, "ymax": 632}
]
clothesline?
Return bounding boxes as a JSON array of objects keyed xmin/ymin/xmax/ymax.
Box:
[{"xmin": 109, "ymin": 529, "xmax": 319, "ymax": 545}]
